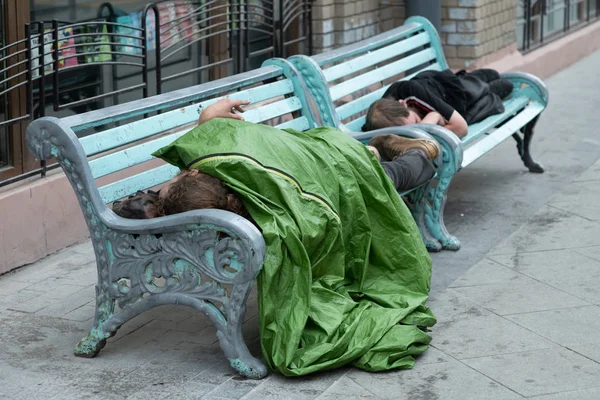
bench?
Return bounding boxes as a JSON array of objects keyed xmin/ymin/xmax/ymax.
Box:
[
  {"xmin": 285, "ymin": 16, "xmax": 549, "ymax": 251},
  {"xmin": 25, "ymin": 63, "xmax": 335, "ymax": 379}
]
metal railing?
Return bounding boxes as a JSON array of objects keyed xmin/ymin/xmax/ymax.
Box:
[
  {"xmin": 518, "ymin": 0, "xmax": 600, "ymax": 51},
  {"xmin": 0, "ymin": 0, "xmax": 313, "ymax": 187}
]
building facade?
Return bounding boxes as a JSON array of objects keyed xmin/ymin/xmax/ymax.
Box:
[{"xmin": 1, "ymin": 0, "xmax": 600, "ymax": 274}]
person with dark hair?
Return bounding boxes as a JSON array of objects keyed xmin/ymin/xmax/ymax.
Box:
[
  {"xmin": 363, "ymin": 68, "xmax": 514, "ymax": 138},
  {"xmin": 111, "ymin": 98, "xmax": 440, "ymax": 377}
]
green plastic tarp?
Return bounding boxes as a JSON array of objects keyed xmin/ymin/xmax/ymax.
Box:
[{"xmin": 153, "ymin": 118, "xmax": 436, "ymax": 376}]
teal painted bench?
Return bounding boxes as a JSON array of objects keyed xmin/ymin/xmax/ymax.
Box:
[
  {"xmin": 25, "ymin": 65, "xmax": 328, "ymax": 379},
  {"xmin": 286, "ymin": 16, "xmax": 549, "ymax": 251}
]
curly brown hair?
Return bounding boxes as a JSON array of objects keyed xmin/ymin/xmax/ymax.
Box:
[{"xmin": 161, "ymin": 172, "xmax": 248, "ymax": 218}]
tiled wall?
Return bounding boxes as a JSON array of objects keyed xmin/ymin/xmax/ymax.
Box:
[{"xmin": 311, "ymin": 0, "xmax": 518, "ymax": 70}]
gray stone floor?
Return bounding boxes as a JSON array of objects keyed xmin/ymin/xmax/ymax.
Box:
[{"xmin": 2, "ymin": 52, "xmax": 600, "ymax": 399}]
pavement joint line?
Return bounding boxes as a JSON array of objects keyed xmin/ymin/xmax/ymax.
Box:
[
  {"xmin": 545, "ymin": 203, "xmax": 598, "ymax": 223},
  {"xmin": 490, "ymin": 242, "xmax": 600, "ymax": 256},
  {"xmin": 465, "ymin": 259, "xmax": 600, "ymax": 308},
  {"xmin": 526, "ymin": 385, "xmax": 600, "ymax": 399},
  {"xmin": 455, "ymin": 344, "xmax": 564, "ymax": 363},
  {"xmin": 564, "ymin": 346, "xmax": 600, "ymax": 366},
  {"xmin": 342, "ymin": 374, "xmax": 388, "ymax": 400},
  {"xmin": 454, "ymin": 356, "xmax": 529, "ymax": 399}
]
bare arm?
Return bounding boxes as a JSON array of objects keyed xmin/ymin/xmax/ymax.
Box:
[
  {"xmin": 444, "ymin": 110, "xmax": 468, "ymax": 138},
  {"xmin": 198, "ymin": 98, "xmax": 251, "ymax": 125},
  {"xmin": 421, "ymin": 110, "xmax": 468, "ymax": 138}
]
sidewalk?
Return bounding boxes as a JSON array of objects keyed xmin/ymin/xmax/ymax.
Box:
[{"xmin": 2, "ymin": 54, "xmax": 600, "ymax": 399}]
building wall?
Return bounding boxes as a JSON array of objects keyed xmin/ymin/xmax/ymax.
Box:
[
  {"xmin": 441, "ymin": 0, "xmax": 519, "ymax": 69},
  {"xmin": 311, "ymin": 0, "xmax": 518, "ymax": 70},
  {"xmin": 311, "ymin": 0, "xmax": 405, "ymax": 54}
]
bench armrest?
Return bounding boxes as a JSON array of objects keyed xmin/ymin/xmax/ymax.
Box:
[
  {"xmin": 349, "ymin": 124, "xmax": 462, "ymax": 178},
  {"xmin": 393, "ymin": 124, "xmax": 464, "ymax": 174},
  {"xmin": 26, "ymin": 117, "xmax": 266, "ymax": 282},
  {"xmin": 501, "ymin": 71, "xmax": 549, "ymax": 105}
]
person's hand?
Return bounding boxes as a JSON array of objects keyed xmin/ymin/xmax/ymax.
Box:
[{"xmin": 198, "ymin": 98, "xmax": 250, "ymax": 125}]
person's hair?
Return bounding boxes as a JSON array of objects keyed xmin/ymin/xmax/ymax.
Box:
[
  {"xmin": 161, "ymin": 172, "xmax": 248, "ymax": 217},
  {"xmin": 112, "ymin": 190, "xmax": 164, "ymax": 219},
  {"xmin": 363, "ymin": 98, "xmax": 411, "ymax": 131}
]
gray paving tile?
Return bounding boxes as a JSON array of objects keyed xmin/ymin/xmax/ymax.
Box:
[
  {"xmin": 426, "ymin": 289, "xmax": 489, "ymax": 324},
  {"xmin": 35, "ymin": 285, "xmax": 95, "ymax": 318},
  {"xmin": 415, "ymin": 345, "xmax": 452, "ymax": 365},
  {"xmin": 316, "ymin": 376, "xmax": 380, "ymax": 399},
  {"xmin": 2, "ymin": 289, "xmax": 46, "ymax": 312},
  {"xmin": 574, "ymin": 245, "xmax": 600, "ymax": 263},
  {"xmin": 548, "ymin": 178, "xmax": 600, "ymax": 212},
  {"xmin": 566, "ymin": 343, "xmax": 600, "ymax": 365},
  {"xmin": 530, "ymin": 387, "xmax": 600, "ymax": 400},
  {"xmin": 463, "ymin": 347, "xmax": 600, "ymax": 397},
  {"xmin": 574, "ymin": 159, "xmax": 600, "ymax": 182},
  {"xmin": 242, "ymin": 369, "xmax": 345, "ymax": 400},
  {"xmin": 450, "ymin": 258, "xmax": 526, "ymax": 288},
  {"xmin": 127, "ymin": 381, "xmax": 216, "ymax": 400},
  {"xmin": 451, "ymin": 272, "xmax": 589, "ymax": 315},
  {"xmin": 346, "ymin": 359, "xmax": 522, "ymax": 400},
  {"xmin": 202, "ymin": 376, "xmax": 263, "ymax": 399},
  {"xmin": 433, "ymin": 312, "xmax": 557, "ymax": 360},
  {"xmin": 506, "ymin": 306, "xmax": 600, "ymax": 348},
  {"xmin": 490, "ymin": 249, "xmax": 600, "ymax": 305},
  {"xmin": 490, "ymin": 206, "xmax": 600, "ymax": 255}
]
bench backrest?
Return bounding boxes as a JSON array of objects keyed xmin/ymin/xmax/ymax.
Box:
[
  {"xmin": 288, "ymin": 16, "xmax": 447, "ymax": 134},
  {"xmin": 57, "ymin": 64, "xmax": 315, "ymax": 204}
]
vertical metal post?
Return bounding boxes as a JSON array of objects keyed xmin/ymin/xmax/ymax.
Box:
[
  {"xmin": 52, "ymin": 20, "xmax": 59, "ymax": 112},
  {"xmin": 564, "ymin": 0, "xmax": 571, "ymax": 32},
  {"xmin": 307, "ymin": 0, "xmax": 313, "ymax": 55},
  {"xmin": 540, "ymin": 0, "xmax": 546, "ymax": 44},
  {"xmin": 38, "ymin": 21, "xmax": 45, "ymax": 118},
  {"xmin": 525, "ymin": 0, "xmax": 531, "ymax": 50},
  {"xmin": 141, "ymin": 9, "xmax": 149, "ymax": 99},
  {"xmin": 153, "ymin": 5, "xmax": 161, "ymax": 95},
  {"xmin": 406, "ymin": 0, "xmax": 441, "ymax": 32},
  {"xmin": 25, "ymin": 23, "xmax": 32, "ymax": 120},
  {"xmin": 236, "ymin": 0, "xmax": 245, "ymax": 73},
  {"xmin": 278, "ymin": 0, "xmax": 284, "ymax": 57}
]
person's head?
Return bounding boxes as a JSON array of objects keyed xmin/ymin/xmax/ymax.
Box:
[
  {"xmin": 363, "ymin": 98, "xmax": 422, "ymax": 131},
  {"xmin": 112, "ymin": 190, "xmax": 163, "ymax": 219},
  {"xmin": 160, "ymin": 169, "xmax": 247, "ymax": 217}
]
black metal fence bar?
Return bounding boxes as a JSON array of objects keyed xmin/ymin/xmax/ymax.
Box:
[
  {"xmin": 0, "ymin": 0, "xmax": 314, "ymax": 188},
  {"xmin": 519, "ymin": 0, "xmax": 600, "ymax": 51}
]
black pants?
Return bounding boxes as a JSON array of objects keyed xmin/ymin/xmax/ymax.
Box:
[
  {"xmin": 381, "ymin": 150, "xmax": 436, "ymax": 192},
  {"xmin": 460, "ymin": 68, "xmax": 514, "ymax": 99}
]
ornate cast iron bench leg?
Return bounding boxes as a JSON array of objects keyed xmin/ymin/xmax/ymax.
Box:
[{"xmin": 73, "ymin": 229, "xmax": 268, "ymax": 380}]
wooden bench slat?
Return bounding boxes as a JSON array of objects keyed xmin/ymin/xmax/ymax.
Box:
[
  {"xmin": 241, "ymin": 97, "xmax": 303, "ymax": 123},
  {"xmin": 90, "ymin": 96, "xmax": 303, "ymax": 181},
  {"xmin": 89, "ymin": 132, "xmax": 186, "ymax": 179},
  {"xmin": 336, "ymin": 63, "xmax": 443, "ymax": 121},
  {"xmin": 313, "ymin": 23, "xmax": 423, "ymax": 66},
  {"xmin": 323, "ymin": 32, "xmax": 431, "ymax": 82},
  {"xmin": 346, "ymin": 116, "xmax": 367, "ymax": 132},
  {"xmin": 276, "ymin": 116, "xmax": 310, "ymax": 131},
  {"xmin": 462, "ymin": 96, "xmax": 530, "ymax": 147},
  {"xmin": 80, "ymin": 79, "xmax": 295, "ymax": 156},
  {"xmin": 64, "ymin": 65, "xmax": 284, "ymax": 131},
  {"xmin": 461, "ymin": 102, "xmax": 545, "ymax": 168},
  {"xmin": 329, "ymin": 48, "xmax": 437, "ymax": 101},
  {"xmin": 99, "ymin": 164, "xmax": 180, "ymax": 204}
]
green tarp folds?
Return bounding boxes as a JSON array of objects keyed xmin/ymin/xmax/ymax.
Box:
[{"xmin": 154, "ymin": 118, "xmax": 436, "ymax": 376}]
